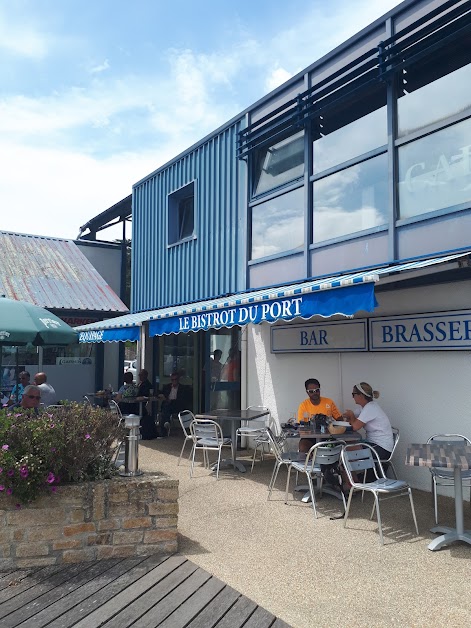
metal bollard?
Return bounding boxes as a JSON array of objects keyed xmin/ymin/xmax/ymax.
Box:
[{"xmin": 120, "ymin": 414, "xmax": 143, "ymax": 477}]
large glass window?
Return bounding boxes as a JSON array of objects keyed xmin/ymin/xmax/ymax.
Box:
[
  {"xmin": 251, "ymin": 187, "xmax": 304, "ymax": 260},
  {"xmin": 168, "ymin": 181, "xmax": 195, "ymax": 245},
  {"xmin": 398, "ymin": 63, "xmax": 471, "ymax": 138},
  {"xmin": 313, "ymin": 106, "xmax": 387, "ymax": 175},
  {"xmin": 398, "ymin": 116, "xmax": 471, "ymax": 220},
  {"xmin": 253, "ymin": 131, "xmax": 304, "ymax": 196},
  {"xmin": 313, "ymin": 153, "xmax": 388, "ymax": 243}
]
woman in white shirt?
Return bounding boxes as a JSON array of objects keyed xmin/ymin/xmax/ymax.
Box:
[{"xmin": 343, "ymin": 382, "xmax": 394, "ymax": 474}]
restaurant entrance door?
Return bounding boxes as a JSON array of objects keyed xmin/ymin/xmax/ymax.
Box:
[{"xmin": 205, "ymin": 327, "xmax": 241, "ymax": 412}]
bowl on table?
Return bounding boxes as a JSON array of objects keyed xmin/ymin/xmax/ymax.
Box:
[{"xmin": 327, "ymin": 420, "xmax": 350, "ymax": 435}]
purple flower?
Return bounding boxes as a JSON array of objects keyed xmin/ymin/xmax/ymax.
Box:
[
  {"xmin": 1, "ymin": 444, "xmax": 8, "ymax": 451},
  {"xmin": 19, "ymin": 466, "xmax": 29, "ymax": 479},
  {"xmin": 0, "ymin": 467, "xmax": 3, "ymax": 474},
  {"xmin": 50, "ymin": 486, "xmax": 57, "ymax": 493},
  {"xmin": 7, "ymin": 469, "xmax": 14, "ymax": 477},
  {"xmin": 6, "ymin": 488, "xmax": 12, "ymax": 496},
  {"xmin": 15, "ymin": 503, "xmax": 21, "ymax": 510},
  {"xmin": 51, "ymin": 447, "xmax": 56, "ymax": 453},
  {"xmin": 84, "ymin": 434, "xmax": 91, "ymax": 440},
  {"xmin": 46, "ymin": 472, "xmax": 55, "ymax": 484},
  {"xmin": 0, "ymin": 485, "xmax": 4, "ymax": 491}
]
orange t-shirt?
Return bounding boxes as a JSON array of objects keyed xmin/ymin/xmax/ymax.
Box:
[{"xmin": 297, "ymin": 397, "xmax": 341, "ymax": 422}]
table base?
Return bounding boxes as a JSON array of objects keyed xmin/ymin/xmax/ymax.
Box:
[
  {"xmin": 295, "ymin": 484, "xmax": 344, "ymax": 503},
  {"xmin": 428, "ymin": 526, "xmax": 471, "ymax": 551},
  {"xmin": 210, "ymin": 458, "xmax": 247, "ymax": 473}
]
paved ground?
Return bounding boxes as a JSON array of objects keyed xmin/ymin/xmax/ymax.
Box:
[{"xmin": 139, "ymin": 432, "xmax": 471, "ymax": 628}]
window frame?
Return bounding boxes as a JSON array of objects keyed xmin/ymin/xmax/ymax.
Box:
[{"xmin": 167, "ymin": 181, "xmax": 196, "ymax": 247}]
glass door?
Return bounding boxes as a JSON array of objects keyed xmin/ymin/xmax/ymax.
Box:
[{"xmin": 205, "ymin": 327, "xmax": 241, "ymax": 412}]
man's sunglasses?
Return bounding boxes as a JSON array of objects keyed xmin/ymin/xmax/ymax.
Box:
[
  {"xmin": 306, "ymin": 388, "xmax": 320, "ymax": 394},
  {"xmin": 26, "ymin": 395, "xmax": 40, "ymax": 400}
]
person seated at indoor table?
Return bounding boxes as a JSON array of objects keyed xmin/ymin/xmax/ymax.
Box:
[
  {"xmin": 343, "ymin": 381, "xmax": 393, "ymax": 479},
  {"xmin": 115, "ymin": 371, "xmax": 139, "ymax": 415},
  {"xmin": 297, "ymin": 378, "xmax": 342, "ymax": 453},
  {"xmin": 157, "ymin": 371, "xmax": 192, "ymax": 438},
  {"xmin": 137, "ymin": 368, "xmax": 158, "ymax": 440},
  {"xmin": 9, "ymin": 384, "xmax": 41, "ymax": 415}
]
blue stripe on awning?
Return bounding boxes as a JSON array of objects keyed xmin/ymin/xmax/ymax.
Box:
[{"xmin": 149, "ymin": 282, "xmax": 377, "ymax": 337}]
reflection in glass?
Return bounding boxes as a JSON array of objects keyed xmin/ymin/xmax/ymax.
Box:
[
  {"xmin": 313, "ymin": 154, "xmax": 388, "ymax": 243},
  {"xmin": 251, "ymin": 187, "xmax": 304, "ymax": 260},
  {"xmin": 313, "ymin": 107, "xmax": 387, "ymax": 175},
  {"xmin": 398, "ymin": 63, "xmax": 471, "ymax": 138},
  {"xmin": 253, "ymin": 131, "xmax": 304, "ymax": 196},
  {"xmin": 398, "ymin": 117, "xmax": 471, "ymax": 219}
]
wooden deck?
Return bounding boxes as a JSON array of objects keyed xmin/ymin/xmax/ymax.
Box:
[{"xmin": 0, "ymin": 554, "xmax": 291, "ymax": 627}]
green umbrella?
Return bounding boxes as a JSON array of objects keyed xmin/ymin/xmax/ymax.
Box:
[{"xmin": 0, "ymin": 297, "xmax": 78, "ymax": 346}]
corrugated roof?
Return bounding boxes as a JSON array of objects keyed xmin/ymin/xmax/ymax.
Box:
[{"xmin": 0, "ymin": 231, "xmax": 128, "ymax": 312}]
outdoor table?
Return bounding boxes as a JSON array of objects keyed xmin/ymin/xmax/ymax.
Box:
[
  {"xmin": 406, "ymin": 443, "xmax": 471, "ymax": 551},
  {"xmin": 195, "ymin": 408, "xmax": 270, "ymax": 473}
]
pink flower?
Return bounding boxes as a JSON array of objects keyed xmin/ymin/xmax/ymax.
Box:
[
  {"xmin": 46, "ymin": 472, "xmax": 55, "ymax": 484},
  {"xmin": 1, "ymin": 444, "xmax": 8, "ymax": 451},
  {"xmin": 0, "ymin": 485, "xmax": 4, "ymax": 491},
  {"xmin": 50, "ymin": 486, "xmax": 57, "ymax": 493},
  {"xmin": 6, "ymin": 488, "xmax": 12, "ymax": 495},
  {"xmin": 7, "ymin": 469, "xmax": 14, "ymax": 477},
  {"xmin": 15, "ymin": 503, "xmax": 21, "ymax": 510},
  {"xmin": 20, "ymin": 466, "xmax": 29, "ymax": 479},
  {"xmin": 85, "ymin": 434, "xmax": 91, "ymax": 440},
  {"xmin": 0, "ymin": 467, "xmax": 3, "ymax": 474}
]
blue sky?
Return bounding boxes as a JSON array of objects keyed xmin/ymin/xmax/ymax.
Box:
[{"xmin": 0, "ymin": 0, "xmax": 402, "ymax": 239}]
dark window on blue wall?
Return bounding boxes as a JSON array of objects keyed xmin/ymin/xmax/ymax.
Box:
[
  {"xmin": 168, "ymin": 182, "xmax": 195, "ymax": 245},
  {"xmin": 253, "ymin": 131, "xmax": 304, "ymax": 196}
]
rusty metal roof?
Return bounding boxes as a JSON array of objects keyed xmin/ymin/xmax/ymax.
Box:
[{"xmin": 0, "ymin": 231, "xmax": 128, "ymax": 313}]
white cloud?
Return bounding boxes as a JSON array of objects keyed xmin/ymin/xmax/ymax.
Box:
[
  {"xmin": 0, "ymin": 12, "xmax": 49, "ymax": 58},
  {"xmin": 90, "ymin": 59, "xmax": 110, "ymax": 74},
  {"xmin": 265, "ymin": 67, "xmax": 294, "ymax": 92}
]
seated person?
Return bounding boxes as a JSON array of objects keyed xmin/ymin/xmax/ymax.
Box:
[
  {"xmin": 33, "ymin": 372, "xmax": 57, "ymax": 406},
  {"xmin": 137, "ymin": 369, "xmax": 158, "ymax": 440},
  {"xmin": 7, "ymin": 371, "xmax": 30, "ymax": 406},
  {"xmin": 157, "ymin": 371, "xmax": 192, "ymax": 437},
  {"xmin": 297, "ymin": 378, "xmax": 342, "ymax": 453},
  {"xmin": 115, "ymin": 371, "xmax": 139, "ymax": 415},
  {"xmin": 343, "ymin": 382, "xmax": 394, "ymax": 480},
  {"xmin": 9, "ymin": 384, "xmax": 41, "ymax": 415}
]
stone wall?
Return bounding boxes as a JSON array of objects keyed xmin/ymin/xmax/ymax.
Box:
[{"xmin": 0, "ymin": 474, "xmax": 178, "ymax": 569}]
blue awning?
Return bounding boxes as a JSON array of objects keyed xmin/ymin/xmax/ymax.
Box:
[
  {"xmin": 78, "ymin": 326, "xmax": 140, "ymax": 344},
  {"xmin": 149, "ymin": 282, "xmax": 376, "ymax": 336},
  {"xmin": 75, "ymin": 249, "xmax": 471, "ymax": 342}
]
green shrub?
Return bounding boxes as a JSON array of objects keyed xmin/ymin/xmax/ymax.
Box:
[{"xmin": 0, "ymin": 402, "xmax": 125, "ymax": 505}]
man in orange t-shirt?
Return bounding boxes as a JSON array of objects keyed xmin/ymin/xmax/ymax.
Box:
[{"xmin": 297, "ymin": 378, "xmax": 342, "ymax": 452}]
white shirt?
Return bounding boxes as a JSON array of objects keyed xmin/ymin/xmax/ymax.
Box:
[
  {"xmin": 355, "ymin": 401, "xmax": 394, "ymax": 452},
  {"xmin": 38, "ymin": 382, "xmax": 57, "ymax": 406},
  {"xmin": 168, "ymin": 385, "xmax": 178, "ymax": 401}
]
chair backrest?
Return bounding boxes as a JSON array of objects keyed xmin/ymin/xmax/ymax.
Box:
[
  {"xmin": 341, "ymin": 443, "xmax": 384, "ymax": 485},
  {"xmin": 265, "ymin": 427, "xmax": 284, "ymax": 461},
  {"xmin": 179, "ymin": 410, "xmax": 195, "ymax": 436},
  {"xmin": 190, "ymin": 418, "xmax": 224, "ymax": 444},
  {"xmin": 380, "ymin": 426, "xmax": 400, "ymax": 462},
  {"xmin": 427, "ymin": 433, "xmax": 471, "ymax": 446},
  {"xmin": 306, "ymin": 441, "xmax": 344, "ymax": 470},
  {"xmin": 246, "ymin": 405, "xmax": 270, "ymax": 428},
  {"xmin": 83, "ymin": 395, "xmax": 92, "ymax": 405},
  {"xmin": 109, "ymin": 399, "xmax": 123, "ymax": 424}
]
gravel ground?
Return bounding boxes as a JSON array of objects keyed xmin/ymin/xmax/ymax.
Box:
[{"xmin": 138, "ymin": 433, "xmax": 471, "ymax": 628}]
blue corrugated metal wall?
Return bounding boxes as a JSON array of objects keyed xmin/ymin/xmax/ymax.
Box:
[{"xmin": 131, "ymin": 120, "xmax": 245, "ymax": 312}]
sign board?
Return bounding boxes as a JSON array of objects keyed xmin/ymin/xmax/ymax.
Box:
[
  {"xmin": 369, "ymin": 310, "xmax": 471, "ymax": 351},
  {"xmin": 271, "ymin": 320, "xmax": 368, "ymax": 353},
  {"xmin": 55, "ymin": 357, "xmax": 95, "ymax": 366}
]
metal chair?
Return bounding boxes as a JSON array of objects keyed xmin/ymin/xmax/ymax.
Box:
[
  {"xmin": 108, "ymin": 399, "xmax": 123, "ymax": 425},
  {"xmin": 177, "ymin": 410, "xmax": 196, "ymax": 465},
  {"xmin": 285, "ymin": 441, "xmax": 346, "ymax": 519},
  {"xmin": 83, "ymin": 395, "xmax": 92, "ymax": 405},
  {"xmin": 189, "ymin": 419, "xmax": 232, "ymax": 480},
  {"xmin": 379, "ymin": 426, "xmax": 400, "ymax": 479},
  {"xmin": 267, "ymin": 427, "xmax": 305, "ymax": 499},
  {"xmin": 426, "ymin": 433, "xmax": 471, "ymax": 525},
  {"xmin": 341, "ymin": 443, "xmax": 419, "ymax": 545},
  {"xmin": 236, "ymin": 405, "xmax": 271, "ymax": 471}
]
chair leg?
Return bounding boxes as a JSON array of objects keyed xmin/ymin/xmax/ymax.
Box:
[
  {"xmin": 343, "ymin": 488, "xmax": 354, "ymax": 528},
  {"xmin": 190, "ymin": 445, "xmax": 196, "ymax": 478},
  {"xmin": 433, "ymin": 478, "xmax": 439, "ymax": 525},
  {"xmin": 409, "ymin": 488, "xmax": 419, "ymax": 535},
  {"xmin": 177, "ymin": 439, "xmax": 187, "ymax": 466},
  {"xmin": 374, "ymin": 494, "xmax": 384, "ymax": 545},
  {"xmin": 268, "ymin": 463, "xmax": 281, "ymax": 500},
  {"xmin": 251, "ymin": 446, "xmax": 258, "ymax": 473},
  {"xmin": 216, "ymin": 447, "xmax": 222, "ymax": 480},
  {"xmin": 284, "ymin": 466, "xmax": 292, "ymax": 504},
  {"xmin": 268, "ymin": 461, "xmax": 278, "ymax": 493},
  {"xmin": 306, "ymin": 474, "xmax": 318, "ymax": 519}
]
